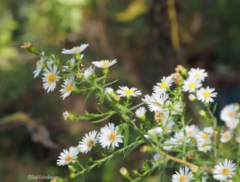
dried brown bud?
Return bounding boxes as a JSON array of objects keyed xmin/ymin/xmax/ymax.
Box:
[
  {"xmin": 140, "ymin": 146, "xmax": 147, "ymax": 153},
  {"xmin": 21, "ymin": 42, "xmax": 32, "ymax": 49},
  {"xmin": 190, "ymin": 165, "xmax": 198, "ymax": 173},
  {"xmin": 114, "ymin": 95, "xmax": 120, "ymax": 102},
  {"xmin": 154, "ymin": 112, "xmax": 162, "ymax": 123},
  {"xmin": 175, "ymin": 65, "xmax": 183, "ymax": 73},
  {"xmin": 76, "ymin": 72, "xmax": 82, "ymax": 79},
  {"xmin": 50, "ymin": 179, "xmax": 57, "ymax": 182},
  {"xmin": 171, "ymin": 72, "xmax": 183, "ymax": 85},
  {"xmin": 187, "ymin": 153, "xmax": 194, "ymax": 160}
]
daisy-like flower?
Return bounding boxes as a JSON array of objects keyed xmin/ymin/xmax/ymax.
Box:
[
  {"xmin": 170, "ymin": 132, "xmax": 190, "ymax": 145},
  {"xmin": 153, "ymin": 153, "xmax": 164, "ymax": 163},
  {"xmin": 142, "ymin": 91, "xmax": 169, "ymax": 112},
  {"xmin": 92, "ymin": 59, "xmax": 117, "ymax": 68},
  {"xmin": 42, "ymin": 65, "xmax": 60, "ymax": 92},
  {"xmin": 220, "ymin": 130, "xmax": 233, "ymax": 143},
  {"xmin": 60, "ymin": 76, "xmax": 77, "ymax": 99},
  {"xmin": 213, "ymin": 159, "xmax": 236, "ymax": 181},
  {"xmin": 171, "ymin": 167, "xmax": 194, "ymax": 182},
  {"xmin": 220, "ymin": 104, "xmax": 238, "ymax": 123},
  {"xmin": 188, "ymin": 68, "xmax": 208, "ymax": 81},
  {"xmin": 226, "ymin": 118, "xmax": 239, "ymax": 129},
  {"xmin": 62, "ymin": 44, "xmax": 88, "ymax": 54},
  {"xmin": 153, "ymin": 76, "xmax": 174, "ymax": 92},
  {"xmin": 57, "ymin": 147, "xmax": 79, "ymax": 166},
  {"xmin": 105, "ymin": 87, "xmax": 114, "ymax": 94},
  {"xmin": 196, "ymin": 127, "xmax": 213, "ymax": 144},
  {"xmin": 116, "ymin": 86, "xmax": 141, "ymax": 98},
  {"xmin": 185, "ymin": 125, "xmax": 199, "ymax": 138},
  {"xmin": 63, "ymin": 111, "xmax": 69, "ymax": 120},
  {"xmin": 172, "ymin": 102, "xmax": 183, "ymax": 115},
  {"xmin": 135, "ymin": 107, "xmax": 146, "ymax": 118},
  {"xmin": 196, "ymin": 87, "xmax": 217, "ymax": 103},
  {"xmin": 33, "ymin": 51, "xmax": 45, "ymax": 78},
  {"xmin": 99, "ymin": 123, "xmax": 123, "ymax": 149},
  {"xmin": 197, "ymin": 141, "xmax": 212, "ymax": 152},
  {"xmin": 144, "ymin": 127, "xmax": 163, "ymax": 140},
  {"xmin": 182, "ymin": 78, "xmax": 202, "ymax": 93},
  {"xmin": 84, "ymin": 66, "xmax": 95, "ymax": 79},
  {"xmin": 162, "ymin": 119, "xmax": 175, "ymax": 133},
  {"xmin": 78, "ymin": 131, "xmax": 98, "ymax": 153}
]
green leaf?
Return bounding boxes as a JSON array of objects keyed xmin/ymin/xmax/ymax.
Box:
[
  {"xmin": 84, "ymin": 89, "xmax": 94, "ymax": 102},
  {"xmin": 124, "ymin": 124, "xmax": 129, "ymax": 149},
  {"xmin": 116, "ymin": 104, "xmax": 132, "ymax": 114},
  {"xmin": 91, "ymin": 115, "xmax": 112, "ymax": 123},
  {"xmin": 213, "ymin": 103, "xmax": 218, "ymax": 114}
]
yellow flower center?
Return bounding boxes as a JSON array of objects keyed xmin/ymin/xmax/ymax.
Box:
[
  {"xmin": 103, "ymin": 61, "xmax": 109, "ymax": 66},
  {"xmin": 222, "ymin": 168, "xmax": 230, "ymax": 175},
  {"xmin": 189, "ymin": 83, "xmax": 195, "ymax": 89},
  {"xmin": 203, "ymin": 91, "xmax": 210, "ymax": 98},
  {"xmin": 47, "ymin": 73, "xmax": 56, "ymax": 83},
  {"xmin": 195, "ymin": 73, "xmax": 200, "ymax": 78},
  {"xmin": 65, "ymin": 155, "xmax": 73, "ymax": 162},
  {"xmin": 36, "ymin": 60, "xmax": 41, "ymax": 67},
  {"xmin": 65, "ymin": 84, "xmax": 74, "ymax": 92},
  {"xmin": 179, "ymin": 175, "xmax": 187, "ymax": 182},
  {"xmin": 160, "ymin": 81, "xmax": 168, "ymax": 88},
  {"xmin": 203, "ymin": 133, "xmax": 209, "ymax": 139},
  {"xmin": 224, "ymin": 134, "xmax": 230, "ymax": 139},
  {"xmin": 156, "ymin": 102, "xmax": 162, "ymax": 107},
  {"xmin": 108, "ymin": 133, "xmax": 116, "ymax": 141},
  {"xmin": 158, "ymin": 157, "xmax": 162, "ymax": 161},
  {"xmin": 125, "ymin": 89, "xmax": 133, "ymax": 95},
  {"xmin": 203, "ymin": 145, "xmax": 209, "ymax": 149},
  {"xmin": 87, "ymin": 139, "xmax": 95, "ymax": 147},
  {"xmin": 187, "ymin": 131, "xmax": 193, "ymax": 136},
  {"xmin": 228, "ymin": 111, "xmax": 234, "ymax": 117}
]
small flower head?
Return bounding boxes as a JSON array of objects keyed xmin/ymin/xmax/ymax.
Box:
[
  {"xmin": 60, "ymin": 76, "xmax": 77, "ymax": 99},
  {"xmin": 42, "ymin": 65, "xmax": 60, "ymax": 92},
  {"xmin": 185, "ymin": 125, "xmax": 199, "ymax": 138},
  {"xmin": 21, "ymin": 42, "xmax": 32, "ymax": 49},
  {"xmin": 225, "ymin": 118, "xmax": 239, "ymax": 129},
  {"xmin": 162, "ymin": 119, "xmax": 175, "ymax": 133},
  {"xmin": 78, "ymin": 131, "xmax": 98, "ymax": 153},
  {"xmin": 57, "ymin": 147, "xmax": 79, "ymax": 166},
  {"xmin": 33, "ymin": 52, "xmax": 45, "ymax": 78},
  {"xmin": 197, "ymin": 87, "xmax": 217, "ymax": 103},
  {"xmin": 153, "ymin": 76, "xmax": 174, "ymax": 92},
  {"xmin": 62, "ymin": 44, "xmax": 88, "ymax": 54},
  {"xmin": 213, "ymin": 159, "xmax": 236, "ymax": 181},
  {"xmin": 171, "ymin": 167, "xmax": 194, "ymax": 182},
  {"xmin": 99, "ymin": 123, "xmax": 123, "ymax": 149},
  {"xmin": 84, "ymin": 66, "xmax": 95, "ymax": 79},
  {"xmin": 172, "ymin": 102, "xmax": 183, "ymax": 115},
  {"xmin": 154, "ymin": 112, "xmax": 162, "ymax": 123},
  {"xmin": 92, "ymin": 59, "xmax": 117, "ymax": 68},
  {"xmin": 220, "ymin": 130, "xmax": 233, "ymax": 143},
  {"xmin": 116, "ymin": 86, "xmax": 141, "ymax": 98},
  {"xmin": 188, "ymin": 68, "xmax": 208, "ymax": 81},
  {"xmin": 199, "ymin": 110, "xmax": 206, "ymax": 116},
  {"xmin": 63, "ymin": 111, "xmax": 69, "ymax": 120},
  {"xmin": 135, "ymin": 107, "xmax": 146, "ymax": 121},
  {"xmin": 120, "ymin": 167, "xmax": 128, "ymax": 176},
  {"xmin": 188, "ymin": 94, "xmax": 196, "ymax": 101},
  {"xmin": 153, "ymin": 153, "xmax": 164, "ymax": 163},
  {"xmin": 197, "ymin": 141, "xmax": 212, "ymax": 152},
  {"xmin": 182, "ymin": 78, "xmax": 202, "ymax": 93},
  {"xmin": 220, "ymin": 104, "xmax": 238, "ymax": 123},
  {"xmin": 171, "ymin": 72, "xmax": 183, "ymax": 85}
]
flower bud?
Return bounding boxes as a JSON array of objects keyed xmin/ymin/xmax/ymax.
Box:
[
  {"xmin": 56, "ymin": 178, "xmax": 64, "ymax": 182},
  {"xmin": 68, "ymin": 165, "xmax": 76, "ymax": 172},
  {"xmin": 140, "ymin": 146, "xmax": 147, "ymax": 153},
  {"xmin": 187, "ymin": 153, "xmax": 194, "ymax": 160},
  {"xmin": 21, "ymin": 42, "xmax": 37, "ymax": 54},
  {"xmin": 114, "ymin": 95, "xmax": 120, "ymax": 102},
  {"xmin": 63, "ymin": 111, "xmax": 69, "ymax": 120},
  {"xmin": 69, "ymin": 173, "xmax": 76, "ymax": 179},
  {"xmin": 120, "ymin": 167, "xmax": 128, "ymax": 176},
  {"xmin": 188, "ymin": 94, "xmax": 196, "ymax": 101},
  {"xmin": 74, "ymin": 53, "xmax": 81, "ymax": 62},
  {"xmin": 175, "ymin": 65, "xmax": 188, "ymax": 77},
  {"xmin": 199, "ymin": 110, "xmax": 206, "ymax": 116},
  {"xmin": 171, "ymin": 72, "xmax": 183, "ymax": 85},
  {"xmin": 102, "ymin": 68, "xmax": 109, "ymax": 75},
  {"xmin": 76, "ymin": 72, "xmax": 82, "ymax": 79},
  {"xmin": 190, "ymin": 165, "xmax": 198, "ymax": 173},
  {"xmin": 154, "ymin": 112, "xmax": 162, "ymax": 123}
]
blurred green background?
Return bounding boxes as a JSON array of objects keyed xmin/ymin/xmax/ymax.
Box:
[{"xmin": 1, "ymin": 0, "xmax": 240, "ymax": 181}]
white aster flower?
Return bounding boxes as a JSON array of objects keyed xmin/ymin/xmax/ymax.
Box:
[
  {"xmin": 33, "ymin": 51, "xmax": 45, "ymax": 78},
  {"xmin": 135, "ymin": 107, "xmax": 146, "ymax": 118},
  {"xmin": 84, "ymin": 66, "xmax": 95, "ymax": 79},
  {"xmin": 188, "ymin": 68, "xmax": 208, "ymax": 81},
  {"xmin": 99, "ymin": 123, "xmax": 123, "ymax": 149},
  {"xmin": 171, "ymin": 167, "xmax": 193, "ymax": 182},
  {"xmin": 197, "ymin": 87, "xmax": 217, "ymax": 103},
  {"xmin": 144, "ymin": 127, "xmax": 163, "ymax": 140},
  {"xmin": 220, "ymin": 130, "xmax": 233, "ymax": 143},
  {"xmin": 196, "ymin": 127, "xmax": 213, "ymax": 144},
  {"xmin": 172, "ymin": 102, "xmax": 183, "ymax": 115},
  {"xmin": 63, "ymin": 111, "xmax": 69, "ymax": 120},
  {"xmin": 78, "ymin": 131, "xmax": 98, "ymax": 153},
  {"xmin": 162, "ymin": 119, "xmax": 175, "ymax": 133},
  {"xmin": 92, "ymin": 59, "xmax": 117, "ymax": 68},
  {"xmin": 226, "ymin": 118, "xmax": 239, "ymax": 129},
  {"xmin": 220, "ymin": 104, "xmax": 238, "ymax": 123},
  {"xmin": 197, "ymin": 141, "xmax": 212, "ymax": 152},
  {"xmin": 42, "ymin": 65, "xmax": 60, "ymax": 92},
  {"xmin": 62, "ymin": 44, "xmax": 88, "ymax": 54},
  {"xmin": 153, "ymin": 153, "xmax": 164, "ymax": 163},
  {"xmin": 185, "ymin": 125, "xmax": 199, "ymax": 138},
  {"xmin": 153, "ymin": 76, "xmax": 174, "ymax": 92},
  {"xmin": 182, "ymin": 78, "xmax": 202, "ymax": 93},
  {"xmin": 105, "ymin": 87, "xmax": 114, "ymax": 94},
  {"xmin": 116, "ymin": 86, "xmax": 141, "ymax": 98},
  {"xmin": 60, "ymin": 76, "xmax": 77, "ymax": 99},
  {"xmin": 57, "ymin": 147, "xmax": 79, "ymax": 166},
  {"xmin": 170, "ymin": 131, "xmax": 190, "ymax": 146},
  {"xmin": 142, "ymin": 91, "xmax": 169, "ymax": 112},
  {"xmin": 213, "ymin": 159, "xmax": 236, "ymax": 181}
]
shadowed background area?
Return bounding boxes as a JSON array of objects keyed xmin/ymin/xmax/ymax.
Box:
[{"xmin": 1, "ymin": 0, "xmax": 240, "ymax": 181}]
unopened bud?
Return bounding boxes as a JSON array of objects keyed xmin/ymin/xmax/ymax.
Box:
[
  {"xmin": 76, "ymin": 72, "xmax": 82, "ymax": 79},
  {"xmin": 154, "ymin": 112, "xmax": 162, "ymax": 123},
  {"xmin": 69, "ymin": 173, "xmax": 76, "ymax": 179},
  {"xmin": 74, "ymin": 53, "xmax": 81, "ymax": 62},
  {"xmin": 102, "ymin": 68, "xmax": 109, "ymax": 75},
  {"xmin": 175, "ymin": 65, "xmax": 188, "ymax": 76},
  {"xmin": 188, "ymin": 94, "xmax": 196, "ymax": 101},
  {"xmin": 114, "ymin": 95, "xmax": 120, "ymax": 102},
  {"xmin": 166, "ymin": 100, "xmax": 172, "ymax": 106},
  {"xmin": 68, "ymin": 165, "xmax": 76, "ymax": 172},
  {"xmin": 140, "ymin": 146, "xmax": 147, "ymax": 153},
  {"xmin": 56, "ymin": 178, "xmax": 64, "ymax": 182},
  {"xmin": 199, "ymin": 110, "xmax": 206, "ymax": 116},
  {"xmin": 171, "ymin": 72, "xmax": 183, "ymax": 85},
  {"xmin": 190, "ymin": 165, "xmax": 198, "ymax": 173},
  {"xmin": 132, "ymin": 169, "xmax": 139, "ymax": 176},
  {"xmin": 187, "ymin": 153, "xmax": 194, "ymax": 160},
  {"xmin": 236, "ymin": 136, "xmax": 240, "ymax": 143},
  {"xmin": 63, "ymin": 111, "xmax": 69, "ymax": 120},
  {"xmin": 21, "ymin": 42, "xmax": 37, "ymax": 54},
  {"xmin": 120, "ymin": 167, "xmax": 128, "ymax": 176}
]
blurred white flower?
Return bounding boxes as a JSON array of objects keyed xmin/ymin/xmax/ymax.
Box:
[
  {"xmin": 92, "ymin": 59, "xmax": 117, "ymax": 68},
  {"xmin": 62, "ymin": 44, "xmax": 88, "ymax": 54}
]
